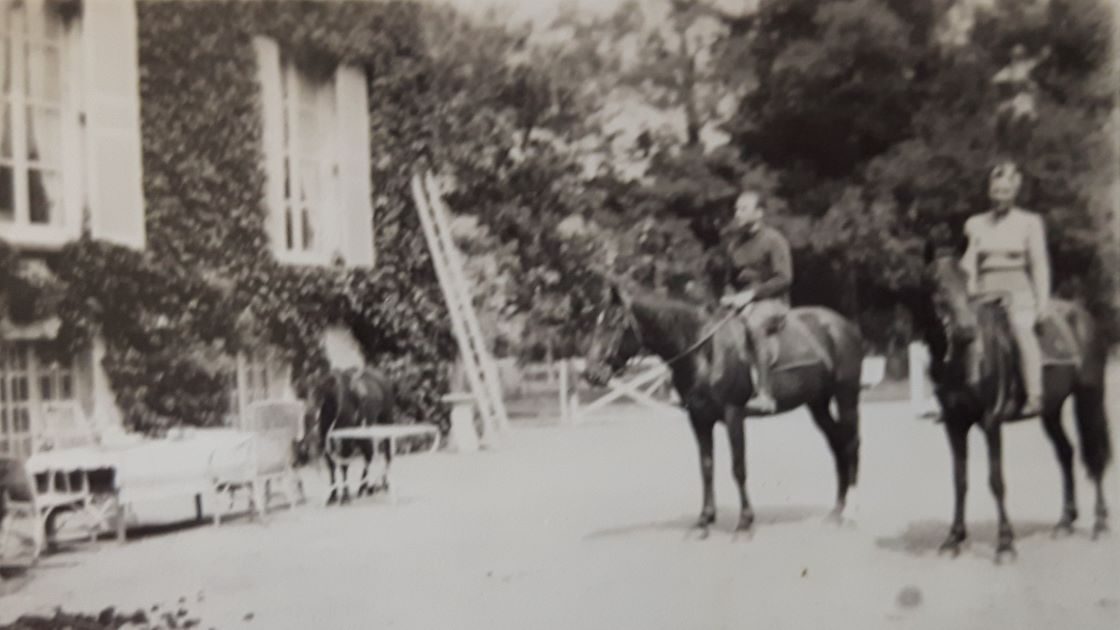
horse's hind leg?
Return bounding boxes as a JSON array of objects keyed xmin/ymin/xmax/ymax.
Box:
[
  {"xmin": 807, "ymin": 398, "xmax": 850, "ymax": 522},
  {"xmin": 356, "ymin": 441, "xmax": 376, "ymax": 497},
  {"xmin": 1072, "ymin": 386, "xmax": 1112, "ymax": 539},
  {"xmin": 834, "ymin": 384, "xmax": 861, "ymax": 488},
  {"xmin": 326, "ymin": 456, "xmax": 340, "ymax": 506},
  {"xmin": 1040, "ymin": 409, "xmax": 1077, "ymax": 535},
  {"xmin": 983, "ymin": 423, "xmax": 1015, "ymax": 561},
  {"xmin": 725, "ymin": 405, "xmax": 754, "ymax": 533},
  {"xmin": 339, "ymin": 464, "xmax": 352, "ymax": 505}
]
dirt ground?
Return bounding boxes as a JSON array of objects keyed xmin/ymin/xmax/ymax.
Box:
[{"xmin": 2, "ymin": 381, "xmax": 1119, "ymax": 629}]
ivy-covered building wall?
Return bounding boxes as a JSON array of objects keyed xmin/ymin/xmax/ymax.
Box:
[{"xmin": 0, "ymin": 0, "xmax": 456, "ymax": 445}]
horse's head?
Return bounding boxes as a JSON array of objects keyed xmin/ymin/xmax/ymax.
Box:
[
  {"xmin": 923, "ymin": 240, "xmax": 979, "ymax": 348},
  {"xmin": 583, "ymin": 277, "xmax": 644, "ymax": 387}
]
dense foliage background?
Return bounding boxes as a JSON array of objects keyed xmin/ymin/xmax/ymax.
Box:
[
  {"xmin": 1, "ymin": 0, "xmax": 1115, "ymax": 431},
  {"xmin": 441, "ymin": 0, "xmax": 1118, "ymax": 371}
]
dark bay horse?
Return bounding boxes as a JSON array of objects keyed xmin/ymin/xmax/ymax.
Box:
[
  {"xmin": 583, "ymin": 281, "xmax": 865, "ymax": 535},
  {"xmin": 306, "ymin": 366, "xmax": 396, "ymax": 505},
  {"xmin": 912, "ymin": 248, "xmax": 1112, "ymax": 558}
]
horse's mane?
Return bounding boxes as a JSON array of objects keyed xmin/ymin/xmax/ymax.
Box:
[{"xmin": 629, "ymin": 292, "xmax": 707, "ymax": 333}]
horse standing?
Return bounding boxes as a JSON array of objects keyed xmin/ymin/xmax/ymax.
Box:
[
  {"xmin": 583, "ymin": 281, "xmax": 864, "ymax": 535},
  {"xmin": 912, "ymin": 248, "xmax": 1112, "ymax": 559},
  {"xmin": 306, "ymin": 367, "xmax": 396, "ymax": 505}
]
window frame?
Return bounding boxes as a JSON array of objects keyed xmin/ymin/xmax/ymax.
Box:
[
  {"xmin": 273, "ymin": 54, "xmax": 339, "ymax": 267},
  {"xmin": 0, "ymin": 0, "xmax": 83, "ymax": 250}
]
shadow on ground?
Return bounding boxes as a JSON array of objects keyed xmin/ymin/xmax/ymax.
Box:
[
  {"xmin": 584, "ymin": 504, "xmax": 827, "ymax": 540},
  {"xmin": 875, "ymin": 518, "xmax": 1061, "ymax": 558}
]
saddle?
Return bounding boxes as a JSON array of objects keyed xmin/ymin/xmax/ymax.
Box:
[
  {"xmin": 971, "ymin": 295, "xmax": 1082, "ymax": 367},
  {"xmin": 968, "ymin": 297, "xmax": 1083, "ymax": 423},
  {"xmin": 768, "ymin": 310, "xmax": 834, "ymax": 372}
]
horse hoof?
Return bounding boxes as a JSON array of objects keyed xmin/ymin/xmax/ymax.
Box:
[
  {"xmin": 994, "ymin": 544, "xmax": 1017, "ymax": 564},
  {"xmin": 938, "ymin": 533, "xmax": 966, "ymax": 557},
  {"xmin": 326, "ymin": 493, "xmax": 339, "ymax": 507},
  {"xmin": 1052, "ymin": 521, "xmax": 1075, "ymax": 538},
  {"xmin": 1092, "ymin": 521, "xmax": 1109, "ymax": 541}
]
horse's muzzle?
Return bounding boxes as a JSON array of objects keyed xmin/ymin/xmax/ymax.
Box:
[
  {"xmin": 953, "ymin": 324, "xmax": 978, "ymax": 344},
  {"xmin": 582, "ymin": 364, "xmax": 611, "ymax": 387}
]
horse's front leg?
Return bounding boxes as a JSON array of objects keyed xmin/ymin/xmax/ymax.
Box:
[
  {"xmin": 689, "ymin": 412, "xmax": 717, "ymax": 533},
  {"xmin": 939, "ymin": 420, "xmax": 970, "ymax": 556},
  {"xmin": 325, "ymin": 454, "xmax": 340, "ymax": 506},
  {"xmin": 725, "ymin": 405, "xmax": 754, "ymax": 534},
  {"xmin": 984, "ymin": 424, "xmax": 1016, "ymax": 562}
]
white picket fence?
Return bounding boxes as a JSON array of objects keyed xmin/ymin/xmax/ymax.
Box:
[{"xmin": 499, "ymin": 352, "xmax": 917, "ymax": 425}]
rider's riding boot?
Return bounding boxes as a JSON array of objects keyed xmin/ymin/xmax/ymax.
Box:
[
  {"xmin": 747, "ymin": 390, "xmax": 777, "ymax": 414},
  {"xmin": 1019, "ymin": 395, "xmax": 1043, "ymax": 418},
  {"xmin": 746, "ymin": 338, "xmax": 778, "ymax": 414},
  {"xmin": 1011, "ymin": 308, "xmax": 1045, "ymax": 418}
]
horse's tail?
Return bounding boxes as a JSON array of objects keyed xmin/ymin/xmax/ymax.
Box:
[
  {"xmin": 1065, "ymin": 303, "xmax": 1112, "ymax": 480},
  {"xmin": 1073, "ymin": 385, "xmax": 1112, "ymax": 480},
  {"xmin": 818, "ymin": 308, "xmax": 863, "ymax": 486}
]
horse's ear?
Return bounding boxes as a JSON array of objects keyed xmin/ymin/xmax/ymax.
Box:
[
  {"xmin": 606, "ymin": 281, "xmax": 625, "ymax": 305},
  {"xmin": 923, "ymin": 239, "xmax": 937, "ymax": 265},
  {"xmin": 609, "ymin": 275, "xmax": 636, "ymax": 308}
]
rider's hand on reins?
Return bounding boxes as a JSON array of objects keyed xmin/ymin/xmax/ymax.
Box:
[{"xmin": 719, "ymin": 290, "xmax": 755, "ymax": 311}]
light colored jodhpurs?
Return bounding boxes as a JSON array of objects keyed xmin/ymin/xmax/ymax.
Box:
[{"xmin": 977, "ymin": 268, "xmax": 1042, "ymax": 401}]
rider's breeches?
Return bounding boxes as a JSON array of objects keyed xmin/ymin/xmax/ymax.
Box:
[
  {"xmin": 978, "ymin": 269, "xmax": 1042, "ymax": 401},
  {"xmin": 740, "ymin": 299, "xmax": 788, "ymax": 394}
]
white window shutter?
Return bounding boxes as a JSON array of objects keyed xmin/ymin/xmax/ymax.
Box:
[
  {"xmin": 254, "ymin": 36, "xmax": 286, "ymax": 256},
  {"xmin": 83, "ymin": 0, "xmax": 145, "ymax": 249},
  {"xmin": 334, "ymin": 65, "xmax": 374, "ymax": 268}
]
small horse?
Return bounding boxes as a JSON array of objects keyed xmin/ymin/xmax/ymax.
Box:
[
  {"xmin": 912, "ymin": 245, "xmax": 1112, "ymax": 559},
  {"xmin": 583, "ymin": 280, "xmax": 865, "ymax": 535},
  {"xmin": 306, "ymin": 367, "xmax": 396, "ymax": 505}
]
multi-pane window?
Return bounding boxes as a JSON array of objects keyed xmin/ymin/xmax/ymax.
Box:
[
  {"xmin": 224, "ymin": 350, "xmax": 288, "ymax": 427},
  {"xmin": 0, "ymin": 341, "xmax": 74, "ymax": 459},
  {"xmin": 278, "ymin": 53, "xmax": 336, "ymax": 258},
  {"xmin": 0, "ymin": 0, "xmax": 66, "ymax": 230},
  {"xmin": 256, "ymin": 36, "xmax": 374, "ymax": 267}
]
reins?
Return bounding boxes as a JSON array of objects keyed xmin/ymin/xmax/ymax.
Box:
[{"xmin": 628, "ymin": 299, "xmax": 753, "ymax": 368}]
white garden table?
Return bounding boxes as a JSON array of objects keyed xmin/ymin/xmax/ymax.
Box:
[{"xmin": 324, "ymin": 424, "xmax": 440, "ymax": 504}]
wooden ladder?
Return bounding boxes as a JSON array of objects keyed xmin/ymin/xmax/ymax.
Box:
[{"xmin": 410, "ymin": 171, "xmax": 509, "ymax": 445}]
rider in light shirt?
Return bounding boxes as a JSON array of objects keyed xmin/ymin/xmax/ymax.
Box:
[{"xmin": 961, "ymin": 160, "xmax": 1051, "ymax": 417}]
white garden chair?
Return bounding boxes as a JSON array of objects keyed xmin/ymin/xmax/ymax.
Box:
[{"xmin": 213, "ymin": 400, "xmax": 305, "ymax": 523}]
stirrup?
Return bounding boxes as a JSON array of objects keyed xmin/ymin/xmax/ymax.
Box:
[
  {"xmin": 1019, "ymin": 399, "xmax": 1043, "ymax": 418},
  {"xmin": 746, "ymin": 394, "xmax": 777, "ymax": 414}
]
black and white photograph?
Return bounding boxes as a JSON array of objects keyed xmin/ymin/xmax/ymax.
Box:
[{"xmin": 0, "ymin": 0, "xmax": 1118, "ymax": 627}]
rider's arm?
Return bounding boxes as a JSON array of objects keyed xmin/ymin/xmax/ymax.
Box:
[
  {"xmin": 752, "ymin": 231, "xmax": 792, "ymax": 300},
  {"xmin": 1027, "ymin": 213, "xmax": 1051, "ymax": 313},
  {"xmin": 960, "ymin": 217, "xmax": 979, "ymax": 295}
]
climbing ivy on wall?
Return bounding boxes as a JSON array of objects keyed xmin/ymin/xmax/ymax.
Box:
[{"xmin": 2, "ymin": 1, "xmax": 457, "ymax": 433}]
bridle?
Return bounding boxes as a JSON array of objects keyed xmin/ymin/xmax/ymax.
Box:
[{"xmin": 601, "ymin": 293, "xmax": 752, "ymax": 375}]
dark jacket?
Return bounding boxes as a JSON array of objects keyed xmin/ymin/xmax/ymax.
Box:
[{"xmin": 726, "ymin": 225, "xmax": 793, "ymax": 302}]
